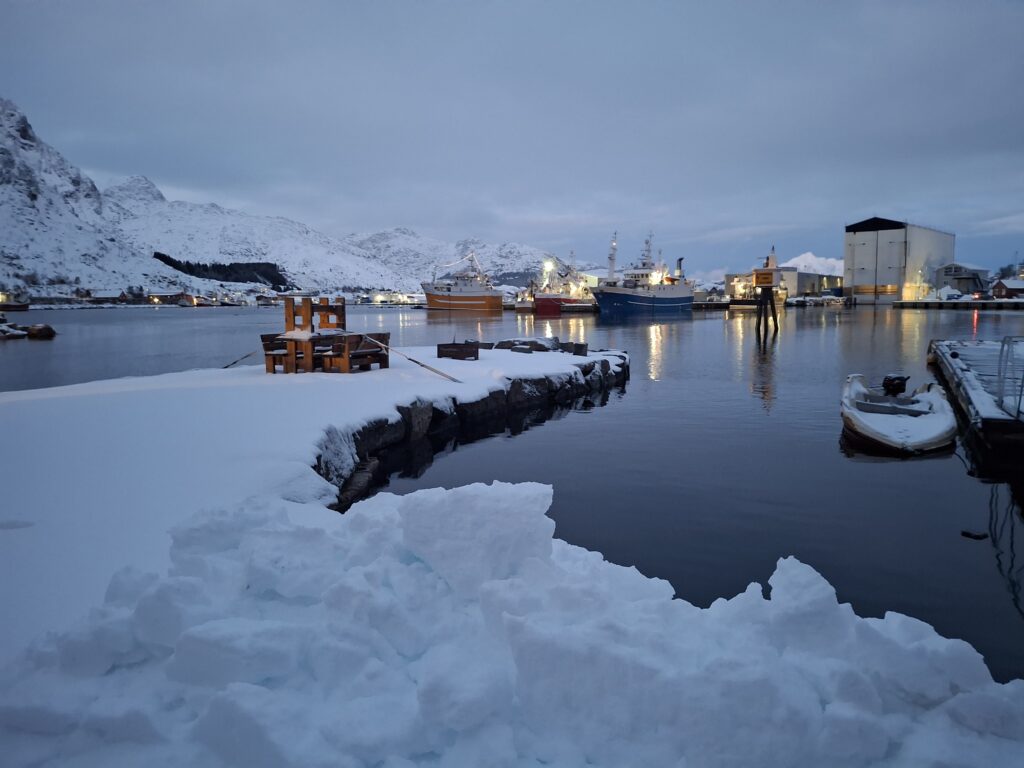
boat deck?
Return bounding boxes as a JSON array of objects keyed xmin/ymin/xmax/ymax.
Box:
[{"xmin": 928, "ymin": 338, "xmax": 1024, "ymax": 466}]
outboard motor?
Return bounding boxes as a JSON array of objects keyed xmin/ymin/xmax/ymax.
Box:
[{"xmin": 882, "ymin": 375, "xmax": 909, "ymax": 397}]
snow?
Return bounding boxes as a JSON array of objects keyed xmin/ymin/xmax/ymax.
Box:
[
  {"xmin": 2, "ymin": 349, "xmax": 1023, "ymax": 764},
  {"xmin": 780, "ymin": 251, "xmax": 844, "ymax": 276},
  {"xmin": 2, "ymin": 480, "xmax": 1023, "ymax": 766},
  {"xmin": 0, "ymin": 347, "xmax": 625, "ymax": 666}
]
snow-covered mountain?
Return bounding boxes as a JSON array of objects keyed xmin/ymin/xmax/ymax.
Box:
[
  {"xmin": 780, "ymin": 252, "xmax": 843, "ymax": 276},
  {"xmin": 104, "ymin": 176, "xmax": 411, "ymax": 293},
  {"xmin": 0, "ymin": 97, "xmax": 171, "ymax": 295},
  {"xmin": 1, "ymin": 97, "xmax": 565, "ymax": 297},
  {"xmin": 349, "ymin": 228, "xmax": 569, "ymax": 285}
]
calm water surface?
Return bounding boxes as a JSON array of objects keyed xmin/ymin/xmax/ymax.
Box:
[{"xmin": 3, "ymin": 305, "xmax": 1023, "ymax": 680}]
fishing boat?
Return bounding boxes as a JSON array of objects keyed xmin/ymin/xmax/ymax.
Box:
[
  {"xmin": 0, "ymin": 290, "xmax": 30, "ymax": 311},
  {"xmin": 421, "ymin": 252, "xmax": 503, "ymax": 311},
  {"xmin": 840, "ymin": 374, "xmax": 957, "ymax": 453},
  {"xmin": 590, "ymin": 232, "xmax": 693, "ymax": 314},
  {"xmin": 533, "ymin": 251, "xmax": 595, "ymax": 315}
]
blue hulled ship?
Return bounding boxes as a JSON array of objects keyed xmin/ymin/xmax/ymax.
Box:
[{"xmin": 590, "ymin": 233, "xmax": 693, "ymax": 315}]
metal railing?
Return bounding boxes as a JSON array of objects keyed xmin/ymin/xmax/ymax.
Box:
[{"xmin": 995, "ymin": 336, "xmax": 1024, "ymax": 420}]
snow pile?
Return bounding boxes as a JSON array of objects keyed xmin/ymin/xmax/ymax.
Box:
[
  {"xmin": 2, "ymin": 481, "xmax": 1021, "ymax": 767},
  {"xmin": 781, "ymin": 252, "xmax": 844, "ymax": 276}
]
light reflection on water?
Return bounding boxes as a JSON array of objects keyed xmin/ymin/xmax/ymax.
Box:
[{"xmin": 3, "ymin": 304, "xmax": 1024, "ymax": 680}]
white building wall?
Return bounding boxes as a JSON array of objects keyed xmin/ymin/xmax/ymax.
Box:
[
  {"xmin": 843, "ymin": 223, "xmax": 954, "ymax": 304},
  {"xmin": 904, "ymin": 225, "xmax": 955, "ymax": 299}
]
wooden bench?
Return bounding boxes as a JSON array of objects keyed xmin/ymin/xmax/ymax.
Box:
[
  {"xmin": 437, "ymin": 341, "xmax": 480, "ymax": 360},
  {"xmin": 323, "ymin": 332, "xmax": 390, "ymax": 373},
  {"xmin": 261, "ymin": 333, "xmax": 295, "ymax": 374}
]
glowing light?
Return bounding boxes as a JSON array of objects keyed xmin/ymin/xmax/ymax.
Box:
[{"xmin": 543, "ymin": 260, "xmax": 554, "ymax": 272}]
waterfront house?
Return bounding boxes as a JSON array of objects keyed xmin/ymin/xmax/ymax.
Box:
[
  {"xmin": 147, "ymin": 291, "xmax": 188, "ymax": 305},
  {"xmin": 992, "ymin": 279, "xmax": 1024, "ymax": 299},
  {"xmin": 87, "ymin": 289, "xmax": 128, "ymax": 304},
  {"xmin": 932, "ymin": 263, "xmax": 989, "ymax": 296}
]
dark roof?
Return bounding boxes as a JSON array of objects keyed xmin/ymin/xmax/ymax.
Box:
[{"xmin": 845, "ymin": 217, "xmax": 907, "ymax": 233}]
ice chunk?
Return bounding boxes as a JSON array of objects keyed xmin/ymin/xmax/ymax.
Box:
[
  {"xmin": 132, "ymin": 577, "xmax": 214, "ymax": 652},
  {"xmin": 399, "ymin": 482, "xmax": 555, "ymax": 598},
  {"xmin": 168, "ymin": 618, "xmax": 309, "ymax": 688}
]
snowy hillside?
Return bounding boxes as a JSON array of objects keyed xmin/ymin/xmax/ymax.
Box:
[
  {"xmin": 0, "ymin": 98, "xmax": 182, "ymax": 295},
  {"xmin": 1, "ymin": 97, "xmax": 568, "ymax": 297},
  {"xmin": 104, "ymin": 176, "xmax": 415, "ymax": 293}
]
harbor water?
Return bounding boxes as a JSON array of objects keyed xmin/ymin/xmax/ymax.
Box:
[{"xmin": 2, "ymin": 304, "xmax": 1023, "ymax": 680}]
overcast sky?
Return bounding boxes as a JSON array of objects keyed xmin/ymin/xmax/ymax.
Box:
[{"xmin": 2, "ymin": 0, "xmax": 1023, "ymax": 276}]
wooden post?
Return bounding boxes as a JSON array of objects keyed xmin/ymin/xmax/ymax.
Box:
[
  {"xmin": 284, "ymin": 297, "xmax": 296, "ymax": 332},
  {"xmin": 755, "ymin": 286, "xmax": 778, "ymax": 342}
]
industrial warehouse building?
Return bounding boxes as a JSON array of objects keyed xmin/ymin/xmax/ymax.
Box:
[{"xmin": 843, "ymin": 217, "xmax": 955, "ymax": 304}]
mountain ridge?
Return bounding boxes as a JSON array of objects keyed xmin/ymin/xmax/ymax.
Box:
[{"xmin": 0, "ymin": 97, "xmax": 562, "ymax": 297}]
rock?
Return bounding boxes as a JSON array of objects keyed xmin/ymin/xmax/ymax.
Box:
[{"xmin": 397, "ymin": 399, "xmax": 433, "ymax": 441}]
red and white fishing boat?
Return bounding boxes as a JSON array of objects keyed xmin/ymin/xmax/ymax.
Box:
[
  {"xmin": 421, "ymin": 252, "xmax": 503, "ymax": 311},
  {"xmin": 532, "ymin": 252, "xmax": 595, "ymax": 315}
]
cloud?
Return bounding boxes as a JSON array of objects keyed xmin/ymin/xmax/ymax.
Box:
[
  {"xmin": 972, "ymin": 212, "xmax": 1024, "ymax": 236},
  {"xmin": 3, "ymin": 0, "xmax": 1023, "ymax": 272}
]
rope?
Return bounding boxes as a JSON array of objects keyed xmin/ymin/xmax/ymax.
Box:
[
  {"xmin": 223, "ymin": 349, "xmax": 259, "ymax": 369},
  {"xmin": 359, "ymin": 335, "xmax": 463, "ymax": 383}
]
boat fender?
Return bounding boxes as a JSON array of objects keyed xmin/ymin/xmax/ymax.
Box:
[{"xmin": 950, "ymin": 350, "xmax": 960, "ymax": 359}]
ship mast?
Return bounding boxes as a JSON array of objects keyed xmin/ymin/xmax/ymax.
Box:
[{"xmin": 607, "ymin": 231, "xmax": 618, "ymax": 279}]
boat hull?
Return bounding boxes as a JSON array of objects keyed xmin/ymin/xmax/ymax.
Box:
[
  {"xmin": 423, "ymin": 291, "xmax": 503, "ymax": 311},
  {"xmin": 592, "ymin": 288, "xmax": 693, "ymax": 314},
  {"xmin": 0, "ymin": 302, "xmax": 29, "ymax": 312},
  {"xmin": 533, "ymin": 294, "xmax": 592, "ymax": 315}
]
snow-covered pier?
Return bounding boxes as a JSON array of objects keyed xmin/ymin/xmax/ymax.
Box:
[
  {"xmin": 929, "ymin": 338, "xmax": 1024, "ymax": 469},
  {"xmin": 0, "ymin": 345, "xmax": 627, "ymax": 665},
  {"xmin": 319, "ymin": 344, "xmax": 630, "ymax": 510},
  {"xmin": 4, "ymin": 344, "xmax": 1024, "ymax": 765}
]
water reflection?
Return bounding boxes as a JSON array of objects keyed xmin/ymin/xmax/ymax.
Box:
[
  {"xmin": 987, "ymin": 482, "xmax": 1024, "ymax": 621},
  {"xmin": 356, "ymin": 387, "xmax": 621, "ymax": 509},
  {"xmin": 749, "ymin": 331, "xmax": 778, "ymax": 411},
  {"xmin": 647, "ymin": 323, "xmax": 664, "ymax": 381}
]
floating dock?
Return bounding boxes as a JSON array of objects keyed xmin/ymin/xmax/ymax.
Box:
[
  {"xmin": 898, "ymin": 300, "xmax": 1024, "ymax": 310},
  {"xmin": 928, "ymin": 338, "xmax": 1024, "ymax": 471}
]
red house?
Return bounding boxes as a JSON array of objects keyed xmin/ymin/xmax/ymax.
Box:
[{"xmin": 992, "ymin": 279, "xmax": 1024, "ymax": 299}]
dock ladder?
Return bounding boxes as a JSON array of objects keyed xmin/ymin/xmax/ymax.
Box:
[{"xmin": 995, "ymin": 336, "xmax": 1024, "ymax": 421}]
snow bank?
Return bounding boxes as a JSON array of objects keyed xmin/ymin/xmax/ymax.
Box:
[
  {"xmin": 0, "ymin": 347, "xmax": 626, "ymax": 665},
  {"xmin": 2, "ymin": 481, "xmax": 1021, "ymax": 767}
]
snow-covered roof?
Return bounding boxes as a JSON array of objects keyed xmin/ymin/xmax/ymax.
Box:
[{"xmin": 995, "ymin": 279, "xmax": 1024, "ymax": 289}]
